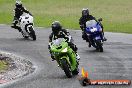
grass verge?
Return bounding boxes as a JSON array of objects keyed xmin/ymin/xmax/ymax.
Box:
[{"xmin": 0, "ymin": 0, "xmax": 132, "ymax": 33}]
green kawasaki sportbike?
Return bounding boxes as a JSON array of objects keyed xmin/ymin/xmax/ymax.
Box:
[{"xmin": 49, "ymin": 38, "xmax": 79, "ymax": 78}]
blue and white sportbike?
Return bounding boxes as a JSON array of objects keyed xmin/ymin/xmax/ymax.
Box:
[{"xmin": 85, "ymin": 19, "xmax": 104, "ymax": 52}]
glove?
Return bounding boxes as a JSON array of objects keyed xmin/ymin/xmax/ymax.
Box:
[
  {"xmin": 48, "ymin": 42, "xmax": 52, "ymax": 49},
  {"xmin": 80, "ymin": 25, "xmax": 84, "ymax": 31}
]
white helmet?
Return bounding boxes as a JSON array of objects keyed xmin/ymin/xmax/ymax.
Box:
[{"xmin": 15, "ymin": 0, "xmax": 22, "ymax": 8}]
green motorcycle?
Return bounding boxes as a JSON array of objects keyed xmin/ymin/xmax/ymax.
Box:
[{"xmin": 49, "ymin": 38, "xmax": 79, "ymax": 78}]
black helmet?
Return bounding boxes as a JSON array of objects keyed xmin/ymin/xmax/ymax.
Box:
[
  {"xmin": 82, "ymin": 8, "xmax": 89, "ymax": 17},
  {"xmin": 15, "ymin": 1, "xmax": 22, "ymax": 8},
  {"xmin": 51, "ymin": 21, "xmax": 62, "ymax": 34}
]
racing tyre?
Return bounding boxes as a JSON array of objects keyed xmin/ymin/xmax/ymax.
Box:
[
  {"xmin": 29, "ymin": 27, "xmax": 36, "ymax": 40},
  {"xmin": 61, "ymin": 59, "xmax": 72, "ymax": 78},
  {"xmin": 72, "ymin": 67, "xmax": 79, "ymax": 75},
  {"xmin": 96, "ymin": 40, "xmax": 103, "ymax": 52}
]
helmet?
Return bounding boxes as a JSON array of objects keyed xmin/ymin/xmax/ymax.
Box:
[
  {"xmin": 15, "ymin": 1, "xmax": 22, "ymax": 8},
  {"xmin": 51, "ymin": 21, "xmax": 62, "ymax": 34},
  {"xmin": 82, "ymin": 8, "xmax": 89, "ymax": 17}
]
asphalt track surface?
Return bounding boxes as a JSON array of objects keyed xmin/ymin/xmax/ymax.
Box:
[{"xmin": 0, "ymin": 25, "xmax": 132, "ymax": 88}]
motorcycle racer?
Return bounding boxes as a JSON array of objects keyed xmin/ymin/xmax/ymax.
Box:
[
  {"xmin": 11, "ymin": 1, "xmax": 32, "ymax": 32},
  {"xmin": 48, "ymin": 21, "xmax": 80, "ymax": 61},
  {"xmin": 79, "ymin": 8, "xmax": 107, "ymax": 47}
]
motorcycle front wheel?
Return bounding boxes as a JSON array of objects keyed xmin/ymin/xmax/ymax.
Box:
[
  {"xmin": 29, "ymin": 27, "xmax": 36, "ymax": 40},
  {"xmin": 95, "ymin": 40, "xmax": 103, "ymax": 52},
  {"xmin": 72, "ymin": 67, "xmax": 79, "ymax": 75},
  {"xmin": 60, "ymin": 59, "xmax": 72, "ymax": 78}
]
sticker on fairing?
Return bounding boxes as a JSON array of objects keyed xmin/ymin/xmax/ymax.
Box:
[{"xmin": 95, "ymin": 36, "xmax": 101, "ymax": 40}]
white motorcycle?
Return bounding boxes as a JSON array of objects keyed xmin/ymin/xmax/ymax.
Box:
[{"xmin": 12, "ymin": 12, "xmax": 36, "ymax": 40}]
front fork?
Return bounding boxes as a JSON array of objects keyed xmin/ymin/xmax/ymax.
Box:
[
  {"xmin": 58, "ymin": 55, "xmax": 71, "ymax": 69},
  {"xmin": 94, "ymin": 39, "xmax": 103, "ymax": 49},
  {"xmin": 23, "ymin": 24, "xmax": 34, "ymax": 36}
]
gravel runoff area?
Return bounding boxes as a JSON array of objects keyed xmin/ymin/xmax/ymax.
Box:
[{"xmin": 0, "ymin": 51, "xmax": 35, "ymax": 84}]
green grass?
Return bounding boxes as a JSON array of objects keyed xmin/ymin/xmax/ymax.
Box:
[
  {"xmin": 0, "ymin": 60, "xmax": 8, "ymax": 72},
  {"xmin": 0, "ymin": 0, "xmax": 132, "ymax": 33}
]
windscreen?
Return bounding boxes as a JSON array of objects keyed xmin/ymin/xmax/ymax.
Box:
[
  {"xmin": 52, "ymin": 38, "xmax": 64, "ymax": 46},
  {"xmin": 86, "ymin": 20, "xmax": 97, "ymax": 28}
]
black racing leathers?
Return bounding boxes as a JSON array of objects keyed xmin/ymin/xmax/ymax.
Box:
[
  {"xmin": 79, "ymin": 15, "xmax": 105, "ymax": 42},
  {"xmin": 79, "ymin": 15, "xmax": 96, "ymax": 31},
  {"xmin": 14, "ymin": 7, "xmax": 30, "ymax": 20},
  {"xmin": 13, "ymin": 6, "xmax": 32, "ymax": 25},
  {"xmin": 11, "ymin": 7, "xmax": 32, "ymax": 31},
  {"xmin": 49, "ymin": 29, "xmax": 78, "ymax": 52}
]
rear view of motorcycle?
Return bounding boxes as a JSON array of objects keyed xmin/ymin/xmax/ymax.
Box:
[
  {"xmin": 12, "ymin": 12, "xmax": 36, "ymax": 40},
  {"xmin": 85, "ymin": 19, "xmax": 104, "ymax": 52}
]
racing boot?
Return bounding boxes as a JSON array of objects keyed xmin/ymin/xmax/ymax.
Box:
[
  {"xmin": 76, "ymin": 53, "xmax": 80, "ymax": 65},
  {"xmin": 103, "ymin": 37, "xmax": 107, "ymax": 41},
  {"xmin": 100, "ymin": 33, "xmax": 107, "ymax": 42},
  {"xmin": 88, "ymin": 43, "xmax": 91, "ymax": 47},
  {"xmin": 11, "ymin": 24, "xmax": 22, "ymax": 32},
  {"xmin": 18, "ymin": 27, "xmax": 22, "ymax": 32},
  {"xmin": 102, "ymin": 32, "xmax": 107, "ymax": 41},
  {"xmin": 82, "ymin": 32, "xmax": 87, "ymax": 41},
  {"xmin": 88, "ymin": 40, "xmax": 92, "ymax": 47},
  {"xmin": 51, "ymin": 55, "xmax": 55, "ymax": 61},
  {"xmin": 50, "ymin": 51, "xmax": 55, "ymax": 61}
]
